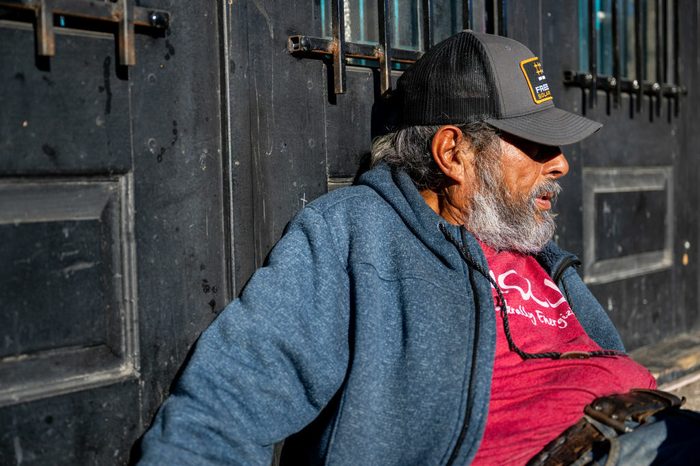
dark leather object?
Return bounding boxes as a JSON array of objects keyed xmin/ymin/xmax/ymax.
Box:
[
  {"xmin": 584, "ymin": 389, "xmax": 685, "ymax": 434},
  {"xmin": 527, "ymin": 417, "xmax": 607, "ymax": 466},
  {"xmin": 527, "ymin": 389, "xmax": 685, "ymax": 466}
]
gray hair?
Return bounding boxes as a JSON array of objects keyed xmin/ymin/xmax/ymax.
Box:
[{"xmin": 370, "ymin": 122, "xmax": 500, "ymax": 191}]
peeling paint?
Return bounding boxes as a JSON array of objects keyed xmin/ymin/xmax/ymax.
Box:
[
  {"xmin": 252, "ymin": 0, "xmax": 274, "ymax": 39},
  {"xmin": 61, "ymin": 261, "xmax": 97, "ymax": 276},
  {"xmin": 59, "ymin": 250, "xmax": 79, "ymax": 260},
  {"xmin": 13, "ymin": 436, "xmax": 23, "ymax": 465}
]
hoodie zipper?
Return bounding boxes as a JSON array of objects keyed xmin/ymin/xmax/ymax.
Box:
[
  {"xmin": 445, "ymin": 324, "xmax": 481, "ymax": 466},
  {"xmin": 444, "ymin": 228, "xmax": 485, "ymax": 466}
]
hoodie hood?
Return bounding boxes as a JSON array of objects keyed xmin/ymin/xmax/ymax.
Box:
[{"xmin": 357, "ymin": 163, "xmax": 472, "ymax": 272}]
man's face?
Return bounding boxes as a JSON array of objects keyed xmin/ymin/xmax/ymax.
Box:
[
  {"xmin": 462, "ymin": 132, "xmax": 569, "ymax": 253},
  {"xmin": 497, "ymin": 133, "xmax": 569, "ymax": 218}
]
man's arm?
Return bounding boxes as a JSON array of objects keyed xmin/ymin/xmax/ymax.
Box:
[{"xmin": 138, "ymin": 206, "xmax": 351, "ymax": 465}]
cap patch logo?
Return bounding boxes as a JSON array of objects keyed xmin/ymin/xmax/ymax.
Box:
[{"xmin": 520, "ymin": 57, "xmax": 553, "ymax": 104}]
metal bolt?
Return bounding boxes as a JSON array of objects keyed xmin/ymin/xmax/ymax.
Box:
[{"xmin": 148, "ymin": 11, "xmax": 170, "ymax": 29}]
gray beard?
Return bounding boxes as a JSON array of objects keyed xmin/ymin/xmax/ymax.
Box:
[{"xmin": 464, "ymin": 165, "xmax": 561, "ymax": 254}]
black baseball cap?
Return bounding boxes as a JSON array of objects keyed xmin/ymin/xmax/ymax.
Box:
[{"xmin": 395, "ymin": 30, "xmax": 602, "ymax": 146}]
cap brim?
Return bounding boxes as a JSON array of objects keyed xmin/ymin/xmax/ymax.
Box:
[{"xmin": 485, "ymin": 107, "xmax": 602, "ymax": 146}]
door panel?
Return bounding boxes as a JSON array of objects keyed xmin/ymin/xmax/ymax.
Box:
[
  {"xmin": 0, "ymin": 0, "xmax": 227, "ymax": 463},
  {"xmin": 0, "ymin": 177, "xmax": 137, "ymax": 407},
  {"xmin": 1, "ymin": 382, "xmax": 140, "ymax": 464},
  {"xmin": 0, "ymin": 24, "xmax": 131, "ymax": 175}
]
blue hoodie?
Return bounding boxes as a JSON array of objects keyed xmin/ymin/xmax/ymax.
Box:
[{"xmin": 139, "ymin": 164, "xmax": 624, "ymax": 465}]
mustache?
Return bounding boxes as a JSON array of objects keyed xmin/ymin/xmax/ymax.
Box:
[{"xmin": 531, "ymin": 180, "xmax": 562, "ymax": 204}]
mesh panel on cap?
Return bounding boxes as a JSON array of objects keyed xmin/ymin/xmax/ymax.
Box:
[{"xmin": 397, "ymin": 32, "xmax": 500, "ymax": 127}]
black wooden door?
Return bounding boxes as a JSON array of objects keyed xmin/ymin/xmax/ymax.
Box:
[
  {"xmin": 223, "ymin": 0, "xmax": 470, "ymax": 289},
  {"xmin": 3, "ymin": 0, "xmax": 696, "ymax": 463},
  {"xmin": 225, "ymin": 0, "xmax": 699, "ymax": 350},
  {"xmin": 506, "ymin": 0, "xmax": 699, "ymax": 350},
  {"xmin": 0, "ymin": 1, "xmax": 228, "ymax": 463}
]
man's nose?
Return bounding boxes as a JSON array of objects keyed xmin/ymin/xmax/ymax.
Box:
[{"xmin": 543, "ymin": 152, "xmax": 569, "ymax": 179}]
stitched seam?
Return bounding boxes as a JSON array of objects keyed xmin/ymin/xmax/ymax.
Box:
[
  {"xmin": 352, "ymin": 261, "xmax": 468, "ymax": 298},
  {"xmin": 305, "ymin": 205, "xmax": 350, "ymax": 274}
]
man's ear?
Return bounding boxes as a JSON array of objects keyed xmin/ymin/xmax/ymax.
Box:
[{"xmin": 431, "ymin": 125, "xmax": 472, "ymax": 184}]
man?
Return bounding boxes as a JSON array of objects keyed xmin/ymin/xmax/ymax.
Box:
[{"xmin": 138, "ymin": 31, "xmax": 699, "ymax": 465}]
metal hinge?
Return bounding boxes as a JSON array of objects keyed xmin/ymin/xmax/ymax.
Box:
[{"xmin": 0, "ymin": 0, "xmax": 170, "ymax": 66}]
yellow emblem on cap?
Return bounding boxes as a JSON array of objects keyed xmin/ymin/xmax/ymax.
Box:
[{"xmin": 520, "ymin": 57, "xmax": 553, "ymax": 104}]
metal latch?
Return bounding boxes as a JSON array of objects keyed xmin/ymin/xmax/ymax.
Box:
[
  {"xmin": 0, "ymin": 0, "xmax": 170, "ymax": 66},
  {"xmin": 287, "ymin": 0, "xmax": 420, "ymax": 96}
]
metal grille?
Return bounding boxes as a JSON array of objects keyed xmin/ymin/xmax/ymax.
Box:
[
  {"xmin": 288, "ymin": 0, "xmax": 508, "ymax": 95},
  {"xmin": 565, "ymin": 0, "xmax": 685, "ymax": 118}
]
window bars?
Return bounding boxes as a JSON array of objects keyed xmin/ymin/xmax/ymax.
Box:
[
  {"xmin": 288, "ymin": 0, "xmax": 509, "ymax": 95},
  {"xmin": 565, "ymin": 0, "xmax": 685, "ymax": 118},
  {"xmin": 486, "ymin": 0, "xmax": 507, "ymax": 37},
  {"xmin": 0, "ymin": 0, "xmax": 170, "ymax": 66}
]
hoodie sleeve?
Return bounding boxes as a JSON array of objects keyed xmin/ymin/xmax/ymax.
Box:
[{"xmin": 138, "ymin": 206, "xmax": 350, "ymax": 465}]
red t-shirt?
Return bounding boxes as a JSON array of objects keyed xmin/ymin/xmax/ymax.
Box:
[{"xmin": 471, "ymin": 243, "xmax": 656, "ymax": 466}]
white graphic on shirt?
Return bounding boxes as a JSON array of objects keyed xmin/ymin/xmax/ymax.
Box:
[{"xmin": 488, "ymin": 269, "xmax": 574, "ymax": 329}]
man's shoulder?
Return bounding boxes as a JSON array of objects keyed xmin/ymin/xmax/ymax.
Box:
[
  {"xmin": 291, "ymin": 184, "xmax": 404, "ymax": 253},
  {"xmin": 308, "ymin": 184, "xmax": 382, "ymax": 209},
  {"xmin": 304, "ymin": 184, "xmax": 393, "ymax": 223}
]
